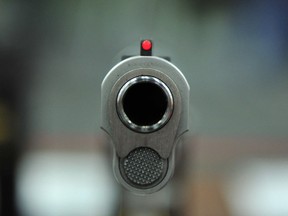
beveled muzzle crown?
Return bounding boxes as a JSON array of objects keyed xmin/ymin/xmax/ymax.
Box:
[{"xmin": 116, "ymin": 75, "xmax": 174, "ymax": 133}]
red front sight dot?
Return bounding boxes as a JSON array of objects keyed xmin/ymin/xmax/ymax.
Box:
[
  {"xmin": 141, "ymin": 40, "xmax": 152, "ymax": 56},
  {"xmin": 141, "ymin": 40, "xmax": 152, "ymax": 51}
]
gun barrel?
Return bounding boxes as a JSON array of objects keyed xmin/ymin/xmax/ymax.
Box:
[
  {"xmin": 101, "ymin": 54, "xmax": 189, "ymax": 194},
  {"xmin": 116, "ymin": 76, "xmax": 173, "ymax": 133}
]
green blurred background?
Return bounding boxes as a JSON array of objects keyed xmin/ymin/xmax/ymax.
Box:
[{"xmin": 0, "ymin": 0, "xmax": 288, "ymax": 215}]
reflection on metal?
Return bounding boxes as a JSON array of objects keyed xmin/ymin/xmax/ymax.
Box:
[
  {"xmin": 116, "ymin": 76, "xmax": 173, "ymax": 133},
  {"xmin": 101, "ymin": 55, "xmax": 189, "ymax": 194}
]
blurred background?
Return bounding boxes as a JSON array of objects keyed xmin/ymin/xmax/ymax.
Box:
[{"xmin": 0, "ymin": 0, "xmax": 288, "ymax": 215}]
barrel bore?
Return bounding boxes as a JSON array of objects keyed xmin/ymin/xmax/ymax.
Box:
[{"xmin": 117, "ymin": 76, "xmax": 173, "ymax": 133}]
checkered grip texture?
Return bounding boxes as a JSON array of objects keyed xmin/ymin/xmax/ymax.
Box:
[{"xmin": 122, "ymin": 147, "xmax": 164, "ymax": 186}]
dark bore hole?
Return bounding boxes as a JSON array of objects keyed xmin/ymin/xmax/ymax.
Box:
[{"xmin": 123, "ymin": 82, "xmax": 168, "ymax": 126}]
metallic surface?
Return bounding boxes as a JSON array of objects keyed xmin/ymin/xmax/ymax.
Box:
[
  {"xmin": 120, "ymin": 147, "xmax": 167, "ymax": 187},
  {"xmin": 101, "ymin": 56, "xmax": 189, "ymax": 194},
  {"xmin": 116, "ymin": 76, "xmax": 173, "ymax": 133}
]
